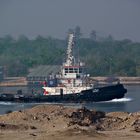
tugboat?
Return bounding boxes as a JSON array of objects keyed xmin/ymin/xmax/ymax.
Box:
[
  {"xmin": 42, "ymin": 33, "xmax": 127, "ymax": 102},
  {"xmin": 0, "ymin": 33, "xmax": 127, "ymax": 103}
]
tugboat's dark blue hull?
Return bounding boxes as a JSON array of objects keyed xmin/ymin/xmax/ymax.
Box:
[{"xmin": 0, "ymin": 84, "xmax": 127, "ymax": 103}]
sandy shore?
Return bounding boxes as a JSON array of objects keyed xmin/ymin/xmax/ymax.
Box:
[{"xmin": 0, "ymin": 105, "xmax": 140, "ymax": 140}]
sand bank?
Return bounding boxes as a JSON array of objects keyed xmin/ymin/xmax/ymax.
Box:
[{"xmin": 0, "ymin": 105, "xmax": 140, "ymax": 140}]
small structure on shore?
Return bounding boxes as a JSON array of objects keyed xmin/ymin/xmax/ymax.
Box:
[{"xmin": 26, "ymin": 65, "xmax": 60, "ymax": 85}]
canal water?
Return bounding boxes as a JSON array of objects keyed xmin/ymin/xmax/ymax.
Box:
[{"xmin": 0, "ymin": 85, "xmax": 139, "ymax": 115}]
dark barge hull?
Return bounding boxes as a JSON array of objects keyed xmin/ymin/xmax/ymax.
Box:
[{"xmin": 0, "ymin": 84, "xmax": 127, "ymax": 103}]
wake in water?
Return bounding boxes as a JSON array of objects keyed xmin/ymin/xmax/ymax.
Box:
[
  {"xmin": 0, "ymin": 102, "xmax": 17, "ymax": 105},
  {"xmin": 105, "ymin": 97, "xmax": 133, "ymax": 103}
]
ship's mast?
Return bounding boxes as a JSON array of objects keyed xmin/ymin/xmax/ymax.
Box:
[{"xmin": 65, "ymin": 33, "xmax": 75, "ymax": 66}]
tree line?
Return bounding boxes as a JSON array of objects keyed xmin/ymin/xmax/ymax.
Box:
[{"xmin": 0, "ymin": 29, "xmax": 140, "ymax": 77}]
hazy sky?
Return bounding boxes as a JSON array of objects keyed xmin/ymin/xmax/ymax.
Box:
[{"xmin": 0, "ymin": 0, "xmax": 140, "ymax": 41}]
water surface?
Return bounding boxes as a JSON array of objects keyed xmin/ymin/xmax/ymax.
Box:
[{"xmin": 0, "ymin": 85, "xmax": 139, "ymax": 115}]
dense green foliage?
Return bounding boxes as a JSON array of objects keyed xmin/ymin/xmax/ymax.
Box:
[{"xmin": 0, "ymin": 34, "xmax": 140, "ymax": 76}]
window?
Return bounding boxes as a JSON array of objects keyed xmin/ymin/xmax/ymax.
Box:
[
  {"xmin": 65, "ymin": 68, "xmax": 68, "ymax": 73},
  {"xmin": 79, "ymin": 68, "xmax": 82, "ymax": 73},
  {"xmin": 74, "ymin": 68, "xmax": 78, "ymax": 73}
]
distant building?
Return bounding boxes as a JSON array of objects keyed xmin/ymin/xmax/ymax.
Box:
[
  {"xmin": 27, "ymin": 65, "xmax": 60, "ymax": 85},
  {"xmin": 0, "ymin": 66, "xmax": 4, "ymax": 82}
]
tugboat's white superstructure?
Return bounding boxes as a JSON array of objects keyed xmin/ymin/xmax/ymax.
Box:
[{"xmin": 43, "ymin": 33, "xmax": 92, "ymax": 95}]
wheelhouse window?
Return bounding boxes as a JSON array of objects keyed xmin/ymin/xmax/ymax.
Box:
[
  {"xmin": 74, "ymin": 68, "xmax": 78, "ymax": 73},
  {"xmin": 65, "ymin": 68, "xmax": 68, "ymax": 73},
  {"xmin": 64, "ymin": 67, "xmax": 84, "ymax": 74},
  {"xmin": 79, "ymin": 68, "xmax": 82, "ymax": 73}
]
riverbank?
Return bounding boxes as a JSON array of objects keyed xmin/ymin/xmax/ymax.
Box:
[
  {"xmin": 0, "ymin": 77, "xmax": 140, "ymax": 87},
  {"xmin": 0, "ymin": 77, "xmax": 27, "ymax": 87},
  {"xmin": 92, "ymin": 77, "xmax": 140, "ymax": 85},
  {"xmin": 0, "ymin": 105, "xmax": 140, "ymax": 140}
]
